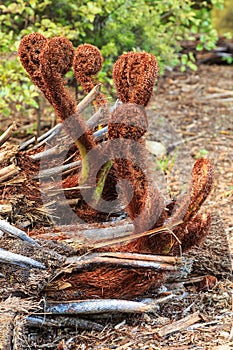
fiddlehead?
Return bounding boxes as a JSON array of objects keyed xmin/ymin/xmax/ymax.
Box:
[
  {"xmin": 39, "ymin": 36, "xmax": 75, "ymax": 121},
  {"xmin": 113, "ymin": 52, "xmax": 158, "ymax": 106},
  {"xmin": 40, "ymin": 37, "xmax": 96, "ymax": 183},
  {"xmin": 164, "ymin": 158, "xmax": 214, "ymax": 254},
  {"xmin": 18, "ymin": 33, "xmax": 52, "ymax": 104},
  {"xmin": 73, "ymin": 44, "xmax": 108, "ymax": 108}
]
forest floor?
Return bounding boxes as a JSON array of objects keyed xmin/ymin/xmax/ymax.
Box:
[{"xmin": 0, "ymin": 64, "xmax": 232, "ymax": 349}]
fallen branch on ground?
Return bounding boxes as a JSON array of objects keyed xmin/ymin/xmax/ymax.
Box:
[
  {"xmin": 0, "ymin": 248, "xmax": 45, "ymax": 269},
  {"xmin": 158, "ymin": 311, "xmax": 201, "ymax": 337},
  {"xmin": 0, "ymin": 123, "xmax": 17, "ymax": 147}
]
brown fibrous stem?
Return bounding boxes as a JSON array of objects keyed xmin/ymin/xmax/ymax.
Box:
[
  {"xmin": 39, "ymin": 36, "xmax": 96, "ymax": 184},
  {"xmin": 169, "ymin": 158, "xmax": 214, "ymax": 253},
  {"xmin": 107, "ymin": 103, "xmax": 165, "ymax": 249}
]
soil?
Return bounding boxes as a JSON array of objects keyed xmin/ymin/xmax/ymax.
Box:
[{"xmin": 0, "ymin": 64, "xmax": 232, "ymax": 349}]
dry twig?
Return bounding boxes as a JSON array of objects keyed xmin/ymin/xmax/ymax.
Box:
[
  {"xmin": 0, "ymin": 164, "xmax": 20, "ymax": 183},
  {"xmin": 158, "ymin": 311, "xmax": 201, "ymax": 337},
  {"xmin": 0, "ymin": 123, "xmax": 17, "ymax": 147},
  {"xmin": 0, "ymin": 220, "xmax": 39, "ymax": 245},
  {"xmin": 26, "ymin": 315, "xmax": 103, "ymax": 331},
  {"xmin": 65, "ymin": 252, "xmax": 181, "ymax": 272}
]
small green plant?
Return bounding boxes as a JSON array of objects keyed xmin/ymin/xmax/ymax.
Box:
[
  {"xmin": 195, "ymin": 148, "xmax": 209, "ymax": 159},
  {"xmin": 156, "ymin": 153, "xmax": 177, "ymax": 175},
  {"xmin": 180, "ymin": 52, "xmax": 198, "ymax": 72},
  {"xmin": 222, "ymin": 55, "xmax": 233, "ymax": 65}
]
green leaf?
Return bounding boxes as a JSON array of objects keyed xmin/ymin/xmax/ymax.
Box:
[
  {"xmin": 187, "ymin": 61, "xmax": 198, "ymax": 71},
  {"xmin": 181, "ymin": 54, "xmax": 188, "ymax": 65},
  {"xmin": 196, "ymin": 43, "xmax": 204, "ymax": 51},
  {"xmin": 180, "ymin": 65, "xmax": 186, "ymax": 72}
]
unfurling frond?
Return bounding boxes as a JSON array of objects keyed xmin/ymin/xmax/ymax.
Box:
[
  {"xmin": 113, "ymin": 52, "xmax": 158, "ymax": 106},
  {"xmin": 18, "ymin": 33, "xmax": 52, "ymax": 103},
  {"xmin": 39, "ymin": 36, "xmax": 75, "ymax": 121},
  {"xmin": 166, "ymin": 158, "xmax": 214, "ymax": 254},
  {"xmin": 108, "ymin": 103, "xmax": 165, "ymax": 239},
  {"xmin": 186, "ymin": 158, "xmax": 214, "ymax": 221},
  {"xmin": 108, "ymin": 103, "xmax": 148, "ymax": 140},
  {"xmin": 73, "ymin": 44, "xmax": 108, "ymax": 107}
]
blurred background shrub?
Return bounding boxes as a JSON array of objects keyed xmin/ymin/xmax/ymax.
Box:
[{"xmin": 0, "ymin": 0, "xmax": 231, "ymax": 120}]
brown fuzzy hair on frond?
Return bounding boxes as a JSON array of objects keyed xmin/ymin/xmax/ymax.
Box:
[
  {"xmin": 180, "ymin": 212, "xmax": 211, "ymax": 252},
  {"xmin": 39, "ymin": 36, "xmax": 76, "ymax": 121},
  {"xmin": 112, "ymin": 52, "xmax": 159, "ymax": 106},
  {"xmin": 108, "ymin": 104, "xmax": 165, "ymax": 238},
  {"xmin": 46, "ymin": 266, "xmax": 165, "ymax": 300},
  {"xmin": 19, "ymin": 34, "xmax": 95, "ymax": 152},
  {"xmin": 170, "ymin": 158, "xmax": 213, "ymax": 226},
  {"xmin": 73, "ymin": 44, "xmax": 108, "ymax": 107},
  {"xmin": 39, "ymin": 37, "xmax": 95, "ymax": 151},
  {"xmin": 18, "ymin": 33, "xmax": 52, "ymax": 104},
  {"xmin": 108, "ymin": 103, "xmax": 148, "ymax": 140},
  {"xmin": 185, "ymin": 158, "xmax": 214, "ymax": 221},
  {"xmin": 163, "ymin": 158, "xmax": 214, "ymax": 255}
]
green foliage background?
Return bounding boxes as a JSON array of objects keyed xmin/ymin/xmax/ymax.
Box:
[
  {"xmin": 212, "ymin": 0, "xmax": 233, "ymax": 34},
  {"xmin": 0, "ymin": 0, "xmax": 228, "ymax": 118}
]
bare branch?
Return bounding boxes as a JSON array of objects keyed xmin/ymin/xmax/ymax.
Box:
[
  {"xmin": 26, "ymin": 315, "xmax": 103, "ymax": 331},
  {"xmin": 0, "ymin": 248, "xmax": 45, "ymax": 269},
  {"xmin": 65, "ymin": 252, "xmax": 181, "ymax": 272},
  {"xmin": 0, "ymin": 164, "xmax": 20, "ymax": 183},
  {"xmin": 158, "ymin": 311, "xmax": 201, "ymax": 337},
  {"xmin": 76, "ymin": 84, "xmax": 102, "ymax": 113},
  {"xmin": 30, "ymin": 126, "xmax": 108, "ymax": 162},
  {"xmin": 0, "ymin": 122, "xmax": 17, "ymax": 147},
  {"xmin": 0, "ymin": 220, "xmax": 39, "ymax": 246},
  {"xmin": 37, "ymin": 160, "xmax": 80, "ymax": 178},
  {"xmin": 45, "ymin": 299, "xmax": 159, "ymax": 315}
]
